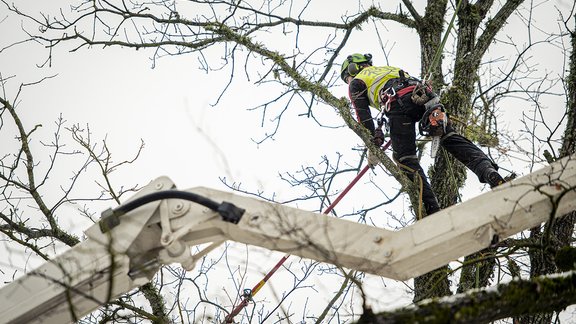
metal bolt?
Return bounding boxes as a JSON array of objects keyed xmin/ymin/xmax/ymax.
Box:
[
  {"xmin": 383, "ymin": 250, "xmax": 392, "ymax": 257},
  {"xmin": 171, "ymin": 200, "xmax": 189, "ymax": 216},
  {"xmin": 155, "ymin": 182, "xmax": 164, "ymax": 190},
  {"xmin": 249, "ymin": 215, "xmax": 261, "ymax": 225},
  {"xmin": 373, "ymin": 235, "xmax": 383, "ymax": 244}
]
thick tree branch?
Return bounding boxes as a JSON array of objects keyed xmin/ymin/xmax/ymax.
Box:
[
  {"xmin": 360, "ymin": 271, "xmax": 576, "ymax": 323},
  {"xmin": 475, "ymin": 0, "xmax": 525, "ymax": 59}
]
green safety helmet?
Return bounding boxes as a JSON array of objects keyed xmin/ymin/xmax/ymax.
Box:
[{"xmin": 340, "ymin": 53, "xmax": 373, "ymax": 82}]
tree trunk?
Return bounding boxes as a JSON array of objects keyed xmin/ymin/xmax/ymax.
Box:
[
  {"xmin": 412, "ymin": 0, "xmax": 453, "ymax": 302},
  {"xmin": 413, "ymin": 266, "xmax": 452, "ymax": 303},
  {"xmin": 456, "ymin": 246, "xmax": 497, "ymax": 294},
  {"xmin": 431, "ymin": 0, "xmax": 496, "ymax": 295},
  {"xmin": 520, "ymin": 13, "xmax": 576, "ymax": 324}
]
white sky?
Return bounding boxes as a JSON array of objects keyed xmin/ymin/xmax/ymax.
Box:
[{"xmin": 0, "ymin": 0, "xmax": 574, "ymax": 321}]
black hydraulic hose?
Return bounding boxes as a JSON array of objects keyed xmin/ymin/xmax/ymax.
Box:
[
  {"xmin": 99, "ymin": 190, "xmax": 245, "ymax": 232},
  {"xmin": 116, "ymin": 190, "xmax": 220, "ymax": 215}
]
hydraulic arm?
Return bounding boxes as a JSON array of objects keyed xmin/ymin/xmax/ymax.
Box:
[{"xmin": 0, "ymin": 154, "xmax": 575, "ymax": 323}]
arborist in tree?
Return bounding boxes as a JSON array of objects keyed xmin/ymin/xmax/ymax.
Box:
[{"xmin": 342, "ymin": 53, "xmax": 508, "ymax": 216}]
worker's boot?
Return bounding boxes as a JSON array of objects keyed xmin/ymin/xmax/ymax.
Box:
[
  {"xmin": 486, "ymin": 170, "xmax": 505, "ymax": 188},
  {"xmin": 477, "ymin": 160, "xmax": 512, "ymax": 188},
  {"xmin": 486, "ymin": 170, "xmax": 517, "ymax": 188}
]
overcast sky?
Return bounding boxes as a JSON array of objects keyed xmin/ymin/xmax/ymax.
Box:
[{"xmin": 1, "ymin": 0, "xmax": 574, "ymax": 321}]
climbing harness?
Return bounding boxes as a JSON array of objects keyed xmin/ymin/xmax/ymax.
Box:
[
  {"xmin": 379, "ymin": 71, "xmax": 421, "ymax": 112},
  {"xmin": 380, "ymin": 83, "xmax": 418, "ymax": 111},
  {"xmin": 411, "ymin": 82, "xmax": 435, "ymax": 106},
  {"xmin": 381, "ymin": 86, "xmax": 395, "ymax": 112}
]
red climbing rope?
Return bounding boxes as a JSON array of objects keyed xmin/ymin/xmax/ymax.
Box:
[{"xmin": 225, "ymin": 140, "xmax": 392, "ymax": 323}]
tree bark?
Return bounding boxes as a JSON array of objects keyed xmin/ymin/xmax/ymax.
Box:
[
  {"xmin": 520, "ymin": 13, "xmax": 576, "ymax": 324},
  {"xmin": 456, "ymin": 246, "xmax": 497, "ymax": 294},
  {"xmin": 357, "ymin": 271, "xmax": 576, "ymax": 324},
  {"xmin": 411, "ymin": 0, "xmax": 454, "ymax": 302}
]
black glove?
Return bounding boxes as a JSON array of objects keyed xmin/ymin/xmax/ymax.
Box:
[{"xmin": 372, "ymin": 128, "xmax": 384, "ymax": 147}]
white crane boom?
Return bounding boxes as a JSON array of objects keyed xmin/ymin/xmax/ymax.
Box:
[{"xmin": 0, "ymin": 154, "xmax": 574, "ymax": 323}]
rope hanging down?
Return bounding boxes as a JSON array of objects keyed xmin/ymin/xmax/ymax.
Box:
[
  {"xmin": 224, "ymin": 140, "xmax": 392, "ymax": 323},
  {"xmin": 422, "ymin": 0, "xmax": 463, "ymax": 195},
  {"xmin": 423, "ymin": 0, "xmax": 463, "ymax": 82}
]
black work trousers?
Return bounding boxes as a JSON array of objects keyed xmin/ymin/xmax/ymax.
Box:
[{"xmin": 386, "ymin": 95, "xmax": 497, "ymax": 216}]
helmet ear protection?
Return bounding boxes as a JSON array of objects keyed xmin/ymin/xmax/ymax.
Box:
[
  {"xmin": 346, "ymin": 53, "xmax": 372, "ymax": 77},
  {"xmin": 341, "ymin": 53, "xmax": 372, "ymax": 82},
  {"xmin": 347, "ymin": 56, "xmax": 361, "ymax": 77}
]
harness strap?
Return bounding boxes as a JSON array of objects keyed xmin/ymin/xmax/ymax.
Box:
[
  {"xmin": 440, "ymin": 131, "xmax": 457, "ymax": 141},
  {"xmin": 396, "ymin": 85, "xmax": 417, "ymax": 98},
  {"xmin": 397, "ymin": 154, "xmax": 419, "ymax": 163},
  {"xmin": 381, "ymin": 85, "xmax": 417, "ymax": 112}
]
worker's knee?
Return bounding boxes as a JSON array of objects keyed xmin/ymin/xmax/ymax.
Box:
[
  {"xmin": 395, "ymin": 155, "xmax": 428, "ymax": 184},
  {"xmin": 395, "ymin": 154, "xmax": 420, "ymax": 171}
]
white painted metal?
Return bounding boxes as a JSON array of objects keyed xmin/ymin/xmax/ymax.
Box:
[
  {"xmin": 0, "ymin": 155, "xmax": 574, "ymax": 323},
  {"xmin": 0, "ymin": 177, "xmax": 174, "ymax": 324},
  {"xmin": 162, "ymin": 154, "xmax": 576, "ymax": 280}
]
